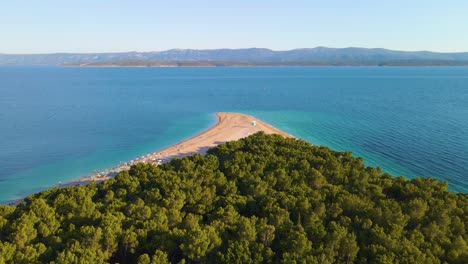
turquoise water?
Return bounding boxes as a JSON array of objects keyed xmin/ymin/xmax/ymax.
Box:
[{"xmin": 0, "ymin": 66, "xmax": 467, "ymax": 202}]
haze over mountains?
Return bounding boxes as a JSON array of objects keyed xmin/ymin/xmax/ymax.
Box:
[{"xmin": 2, "ymin": 47, "xmax": 468, "ymax": 65}]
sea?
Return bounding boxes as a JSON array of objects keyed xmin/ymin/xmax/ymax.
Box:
[{"xmin": 0, "ymin": 66, "xmax": 467, "ymax": 203}]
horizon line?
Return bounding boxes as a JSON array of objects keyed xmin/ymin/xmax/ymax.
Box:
[{"xmin": 2, "ymin": 46, "xmax": 468, "ymax": 55}]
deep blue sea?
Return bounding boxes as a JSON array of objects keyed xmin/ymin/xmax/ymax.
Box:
[{"xmin": 1, "ymin": 66, "xmax": 467, "ymax": 202}]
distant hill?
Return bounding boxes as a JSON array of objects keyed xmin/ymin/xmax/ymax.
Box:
[
  {"xmin": 66, "ymin": 59, "xmax": 468, "ymax": 67},
  {"xmin": 2, "ymin": 47, "xmax": 468, "ymax": 65}
]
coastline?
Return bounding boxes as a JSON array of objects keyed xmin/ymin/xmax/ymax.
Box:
[{"xmin": 11, "ymin": 112, "xmax": 293, "ymax": 203}]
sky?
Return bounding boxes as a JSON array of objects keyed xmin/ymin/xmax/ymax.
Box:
[{"xmin": 1, "ymin": 1, "xmax": 467, "ymax": 54}]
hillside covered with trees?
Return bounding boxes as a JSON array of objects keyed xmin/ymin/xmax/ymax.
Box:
[{"xmin": 0, "ymin": 133, "xmax": 467, "ymax": 263}]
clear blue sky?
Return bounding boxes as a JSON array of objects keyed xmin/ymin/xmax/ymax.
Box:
[{"xmin": 1, "ymin": 0, "xmax": 467, "ymax": 53}]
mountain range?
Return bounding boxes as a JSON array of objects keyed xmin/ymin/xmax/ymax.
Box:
[{"xmin": 1, "ymin": 47, "xmax": 468, "ymax": 65}]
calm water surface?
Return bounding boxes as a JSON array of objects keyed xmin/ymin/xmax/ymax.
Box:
[{"xmin": 0, "ymin": 66, "xmax": 467, "ymax": 202}]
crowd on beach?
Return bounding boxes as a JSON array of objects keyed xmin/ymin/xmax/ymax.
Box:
[{"xmin": 65, "ymin": 150, "xmax": 175, "ymax": 187}]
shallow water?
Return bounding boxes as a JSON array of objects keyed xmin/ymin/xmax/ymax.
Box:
[{"xmin": 1, "ymin": 66, "xmax": 467, "ymax": 202}]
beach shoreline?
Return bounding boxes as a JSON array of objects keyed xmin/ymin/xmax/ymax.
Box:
[
  {"xmin": 6, "ymin": 112, "xmax": 293, "ymax": 205},
  {"xmin": 35, "ymin": 112, "xmax": 294, "ymax": 194}
]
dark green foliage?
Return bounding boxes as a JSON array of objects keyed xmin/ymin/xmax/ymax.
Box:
[{"xmin": 0, "ymin": 132, "xmax": 466, "ymax": 263}]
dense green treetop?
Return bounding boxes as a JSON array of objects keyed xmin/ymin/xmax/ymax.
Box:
[{"xmin": 0, "ymin": 132, "xmax": 466, "ymax": 263}]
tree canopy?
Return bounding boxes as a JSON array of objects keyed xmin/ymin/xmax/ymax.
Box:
[{"xmin": 0, "ymin": 132, "xmax": 466, "ymax": 263}]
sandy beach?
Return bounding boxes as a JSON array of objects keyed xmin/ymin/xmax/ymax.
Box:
[{"xmin": 64, "ymin": 112, "xmax": 293, "ymax": 187}]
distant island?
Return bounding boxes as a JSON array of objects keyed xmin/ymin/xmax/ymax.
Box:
[
  {"xmin": 66, "ymin": 59, "xmax": 468, "ymax": 67},
  {"xmin": 2, "ymin": 47, "xmax": 468, "ymax": 66}
]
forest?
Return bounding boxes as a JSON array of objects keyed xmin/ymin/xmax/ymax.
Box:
[{"xmin": 0, "ymin": 132, "xmax": 467, "ymax": 263}]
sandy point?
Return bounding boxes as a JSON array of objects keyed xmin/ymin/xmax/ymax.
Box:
[
  {"xmin": 155, "ymin": 112, "xmax": 294, "ymax": 158},
  {"xmin": 58, "ymin": 112, "xmax": 295, "ymax": 189},
  {"xmin": 8, "ymin": 112, "xmax": 294, "ymax": 205}
]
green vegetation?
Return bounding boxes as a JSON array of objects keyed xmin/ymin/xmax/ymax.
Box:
[{"xmin": 0, "ymin": 133, "xmax": 467, "ymax": 263}]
